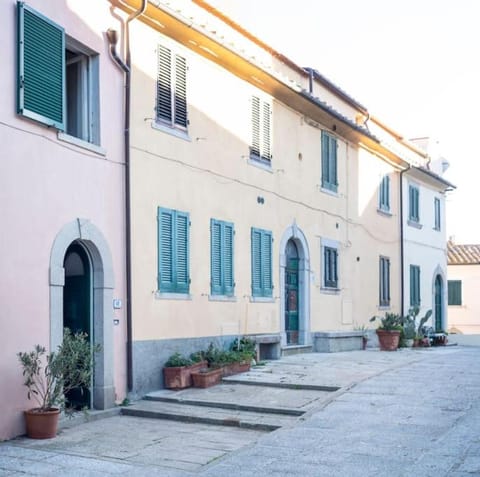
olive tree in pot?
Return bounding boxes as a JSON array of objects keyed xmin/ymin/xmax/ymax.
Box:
[
  {"xmin": 370, "ymin": 312, "xmax": 403, "ymax": 351},
  {"xmin": 17, "ymin": 328, "xmax": 100, "ymax": 439}
]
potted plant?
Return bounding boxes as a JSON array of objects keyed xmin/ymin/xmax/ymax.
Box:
[
  {"xmin": 191, "ymin": 365, "xmax": 223, "ymax": 388},
  {"xmin": 17, "ymin": 328, "xmax": 99, "ymax": 439},
  {"xmin": 162, "ymin": 352, "xmax": 207, "ymax": 390},
  {"xmin": 370, "ymin": 312, "xmax": 403, "ymax": 351},
  {"xmin": 402, "ymin": 321, "xmax": 416, "ymax": 348},
  {"xmin": 408, "ymin": 307, "xmax": 432, "ymax": 347}
]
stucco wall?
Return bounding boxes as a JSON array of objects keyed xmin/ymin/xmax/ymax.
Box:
[
  {"xmin": 128, "ymin": 22, "xmax": 402, "ymax": 355},
  {"xmin": 448, "ymin": 265, "xmax": 480, "ymax": 334},
  {"xmin": 0, "ymin": 0, "xmax": 126, "ymax": 440}
]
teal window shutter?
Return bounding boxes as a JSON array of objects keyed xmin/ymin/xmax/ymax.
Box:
[
  {"xmin": 158, "ymin": 208, "xmax": 174, "ymax": 292},
  {"xmin": 410, "ymin": 265, "xmax": 420, "ymax": 306},
  {"xmin": 251, "ymin": 227, "xmax": 272, "ymax": 297},
  {"xmin": 223, "ymin": 222, "xmax": 235, "ymax": 296},
  {"xmin": 210, "ymin": 219, "xmax": 223, "ymax": 295},
  {"xmin": 434, "ymin": 198, "xmax": 441, "ymax": 230},
  {"xmin": 379, "ymin": 175, "xmax": 390, "ymax": 212},
  {"xmin": 409, "ymin": 185, "xmax": 419, "ymax": 222},
  {"xmin": 175, "ymin": 211, "xmax": 190, "ymax": 293},
  {"xmin": 210, "ymin": 219, "xmax": 235, "ymax": 296},
  {"xmin": 448, "ymin": 280, "xmax": 462, "ymax": 305},
  {"xmin": 324, "ymin": 246, "xmax": 338, "ymax": 288},
  {"xmin": 158, "ymin": 207, "xmax": 190, "ymax": 293},
  {"xmin": 321, "ymin": 131, "xmax": 338, "ymax": 192},
  {"xmin": 379, "ymin": 256, "xmax": 390, "ymax": 306},
  {"xmin": 17, "ymin": 2, "xmax": 65, "ymax": 130}
]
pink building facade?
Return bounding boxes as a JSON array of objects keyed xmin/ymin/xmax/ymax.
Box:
[{"xmin": 0, "ymin": 1, "xmax": 127, "ymax": 439}]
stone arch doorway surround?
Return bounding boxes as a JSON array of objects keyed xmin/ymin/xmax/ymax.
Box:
[
  {"xmin": 279, "ymin": 223, "xmax": 311, "ymax": 347},
  {"xmin": 49, "ymin": 219, "xmax": 115, "ymax": 409}
]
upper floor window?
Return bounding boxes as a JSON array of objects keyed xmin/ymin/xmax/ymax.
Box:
[
  {"xmin": 378, "ymin": 175, "xmax": 391, "ymax": 213},
  {"xmin": 251, "ymin": 227, "xmax": 273, "ymax": 297},
  {"xmin": 157, "ymin": 207, "xmax": 190, "ymax": 294},
  {"xmin": 408, "ymin": 184, "xmax": 420, "ymax": 223},
  {"xmin": 17, "ymin": 3, "xmax": 100, "ymax": 144},
  {"xmin": 448, "ymin": 280, "xmax": 462, "ymax": 305},
  {"xmin": 379, "ymin": 256, "xmax": 390, "ymax": 307},
  {"xmin": 321, "ymin": 238, "xmax": 339, "ymax": 290},
  {"xmin": 156, "ymin": 45, "xmax": 188, "ymax": 130},
  {"xmin": 434, "ymin": 197, "xmax": 441, "ymax": 230},
  {"xmin": 250, "ymin": 96, "xmax": 272, "ymax": 165},
  {"xmin": 409, "ymin": 264, "xmax": 421, "ymax": 306},
  {"xmin": 321, "ymin": 131, "xmax": 338, "ymax": 193},
  {"xmin": 211, "ymin": 219, "xmax": 235, "ymax": 297}
]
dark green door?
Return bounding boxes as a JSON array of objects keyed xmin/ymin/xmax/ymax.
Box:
[
  {"xmin": 285, "ymin": 240, "xmax": 299, "ymax": 345},
  {"xmin": 63, "ymin": 242, "xmax": 91, "ymax": 409},
  {"xmin": 435, "ymin": 275, "xmax": 443, "ymax": 331}
]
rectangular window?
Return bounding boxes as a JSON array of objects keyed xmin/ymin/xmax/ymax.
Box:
[
  {"xmin": 448, "ymin": 280, "xmax": 462, "ymax": 305},
  {"xmin": 321, "ymin": 131, "xmax": 338, "ymax": 192},
  {"xmin": 323, "ymin": 246, "xmax": 338, "ymax": 289},
  {"xmin": 379, "ymin": 257, "xmax": 390, "ymax": 306},
  {"xmin": 378, "ymin": 175, "xmax": 391, "ymax": 212},
  {"xmin": 250, "ymin": 96, "xmax": 272, "ymax": 164},
  {"xmin": 251, "ymin": 227, "xmax": 273, "ymax": 297},
  {"xmin": 211, "ymin": 219, "xmax": 234, "ymax": 296},
  {"xmin": 410, "ymin": 265, "xmax": 421, "ymax": 306},
  {"xmin": 157, "ymin": 207, "xmax": 190, "ymax": 294},
  {"xmin": 408, "ymin": 184, "xmax": 420, "ymax": 223},
  {"xmin": 434, "ymin": 197, "xmax": 441, "ymax": 230},
  {"xmin": 156, "ymin": 45, "xmax": 188, "ymax": 129},
  {"xmin": 17, "ymin": 3, "xmax": 100, "ymax": 143}
]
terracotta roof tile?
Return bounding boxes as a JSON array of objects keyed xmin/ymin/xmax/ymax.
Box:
[{"xmin": 447, "ymin": 241, "xmax": 480, "ymax": 265}]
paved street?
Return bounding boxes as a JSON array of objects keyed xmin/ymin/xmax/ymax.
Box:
[{"xmin": 2, "ymin": 345, "xmax": 480, "ymax": 476}]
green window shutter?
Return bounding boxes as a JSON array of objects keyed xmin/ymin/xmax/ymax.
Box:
[
  {"xmin": 410, "ymin": 265, "xmax": 420, "ymax": 306},
  {"xmin": 262, "ymin": 230, "xmax": 273, "ymax": 297},
  {"xmin": 175, "ymin": 211, "xmax": 190, "ymax": 293},
  {"xmin": 157, "ymin": 45, "xmax": 173, "ymax": 123},
  {"xmin": 223, "ymin": 222, "xmax": 235, "ymax": 296},
  {"xmin": 321, "ymin": 131, "xmax": 338, "ymax": 192},
  {"xmin": 251, "ymin": 228, "xmax": 262, "ymax": 296},
  {"xmin": 448, "ymin": 280, "xmax": 462, "ymax": 305},
  {"xmin": 174, "ymin": 54, "xmax": 187, "ymax": 128},
  {"xmin": 158, "ymin": 208, "xmax": 174, "ymax": 292},
  {"xmin": 17, "ymin": 2, "xmax": 65, "ymax": 130},
  {"xmin": 210, "ymin": 219, "xmax": 222, "ymax": 295}
]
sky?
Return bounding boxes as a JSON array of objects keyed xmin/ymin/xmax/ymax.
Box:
[{"xmin": 208, "ymin": 0, "xmax": 480, "ymax": 243}]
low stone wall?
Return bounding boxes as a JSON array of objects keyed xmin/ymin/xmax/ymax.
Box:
[{"xmin": 313, "ymin": 331, "xmax": 367, "ymax": 353}]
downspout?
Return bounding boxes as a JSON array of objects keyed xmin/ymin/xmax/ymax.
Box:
[
  {"xmin": 399, "ymin": 166, "xmax": 410, "ymax": 317},
  {"xmin": 107, "ymin": 0, "xmax": 147, "ymax": 393}
]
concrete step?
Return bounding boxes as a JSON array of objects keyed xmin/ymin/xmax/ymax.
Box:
[
  {"xmin": 281, "ymin": 344, "xmax": 313, "ymax": 357},
  {"xmin": 121, "ymin": 399, "xmax": 299, "ymax": 431}
]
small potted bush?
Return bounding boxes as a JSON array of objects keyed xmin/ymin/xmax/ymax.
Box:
[
  {"xmin": 191, "ymin": 343, "xmax": 224, "ymax": 388},
  {"xmin": 370, "ymin": 312, "xmax": 403, "ymax": 351},
  {"xmin": 17, "ymin": 328, "xmax": 99, "ymax": 439}
]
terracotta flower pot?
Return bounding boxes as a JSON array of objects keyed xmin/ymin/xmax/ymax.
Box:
[
  {"xmin": 24, "ymin": 408, "xmax": 60, "ymax": 439},
  {"xmin": 163, "ymin": 361, "xmax": 207, "ymax": 389},
  {"xmin": 191, "ymin": 368, "xmax": 223, "ymax": 388},
  {"xmin": 376, "ymin": 329, "xmax": 401, "ymax": 351},
  {"xmin": 222, "ymin": 361, "xmax": 251, "ymax": 377}
]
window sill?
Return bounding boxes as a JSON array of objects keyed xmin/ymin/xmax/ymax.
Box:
[
  {"xmin": 151, "ymin": 121, "xmax": 191, "ymax": 141},
  {"xmin": 320, "ymin": 287, "xmax": 340, "ymax": 295},
  {"xmin": 319, "ymin": 185, "xmax": 339, "ymax": 197},
  {"xmin": 247, "ymin": 157, "xmax": 273, "ymax": 173},
  {"xmin": 208, "ymin": 295, "xmax": 237, "ymax": 302},
  {"xmin": 378, "ymin": 305, "xmax": 391, "ymax": 310},
  {"xmin": 155, "ymin": 292, "xmax": 192, "ymax": 300},
  {"xmin": 249, "ymin": 296, "xmax": 275, "ymax": 303},
  {"xmin": 377, "ymin": 208, "xmax": 392, "ymax": 217},
  {"xmin": 433, "ymin": 227, "xmax": 441, "ymax": 232},
  {"xmin": 407, "ymin": 220, "xmax": 423, "ymax": 229},
  {"xmin": 57, "ymin": 133, "xmax": 106, "ymax": 156}
]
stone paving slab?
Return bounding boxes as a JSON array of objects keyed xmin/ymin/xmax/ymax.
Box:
[{"xmin": 146, "ymin": 383, "xmax": 332, "ymax": 413}]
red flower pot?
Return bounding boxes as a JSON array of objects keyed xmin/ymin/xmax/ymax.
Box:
[
  {"xmin": 376, "ymin": 330, "xmax": 401, "ymax": 351},
  {"xmin": 24, "ymin": 408, "xmax": 60, "ymax": 439}
]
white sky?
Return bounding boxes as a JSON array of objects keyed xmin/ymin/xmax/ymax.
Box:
[{"xmin": 208, "ymin": 0, "xmax": 480, "ymax": 243}]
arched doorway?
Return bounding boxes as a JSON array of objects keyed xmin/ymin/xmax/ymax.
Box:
[
  {"xmin": 279, "ymin": 224, "xmax": 311, "ymax": 347},
  {"xmin": 434, "ymin": 275, "xmax": 443, "ymax": 331},
  {"xmin": 63, "ymin": 242, "xmax": 92, "ymax": 408},
  {"xmin": 49, "ymin": 219, "xmax": 116, "ymax": 410},
  {"xmin": 285, "ymin": 240, "xmax": 299, "ymax": 344}
]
